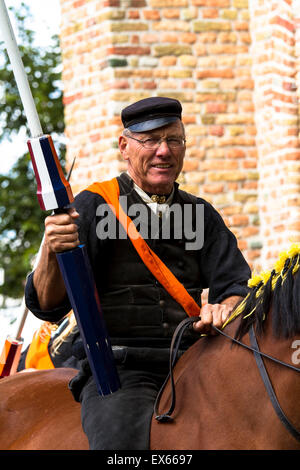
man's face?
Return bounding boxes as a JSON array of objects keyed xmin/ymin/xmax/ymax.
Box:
[{"xmin": 119, "ymin": 120, "xmax": 186, "ymax": 194}]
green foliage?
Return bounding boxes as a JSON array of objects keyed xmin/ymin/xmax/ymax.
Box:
[
  {"xmin": 0, "ymin": 3, "xmax": 65, "ymax": 299},
  {"xmin": 0, "ymin": 153, "xmax": 45, "ymax": 298},
  {"xmin": 0, "ymin": 3, "xmax": 64, "ymax": 140}
]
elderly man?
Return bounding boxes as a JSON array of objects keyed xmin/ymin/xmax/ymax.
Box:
[{"xmin": 25, "ymin": 96, "xmax": 251, "ymax": 450}]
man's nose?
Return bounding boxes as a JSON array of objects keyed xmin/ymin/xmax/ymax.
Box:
[{"xmin": 156, "ymin": 140, "xmax": 171, "ymax": 155}]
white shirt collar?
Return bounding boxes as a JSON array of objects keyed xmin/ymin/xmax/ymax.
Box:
[{"xmin": 128, "ymin": 173, "xmax": 174, "ymax": 215}]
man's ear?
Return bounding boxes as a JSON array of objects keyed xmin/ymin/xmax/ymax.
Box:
[{"xmin": 119, "ymin": 135, "xmax": 129, "ymax": 160}]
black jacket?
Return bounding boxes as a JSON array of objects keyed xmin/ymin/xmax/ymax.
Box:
[{"xmin": 25, "ymin": 172, "xmax": 251, "ymax": 351}]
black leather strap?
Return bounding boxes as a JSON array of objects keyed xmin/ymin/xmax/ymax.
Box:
[
  {"xmin": 249, "ymin": 325, "xmax": 300, "ymax": 442},
  {"xmin": 154, "ymin": 317, "xmax": 198, "ymax": 422}
]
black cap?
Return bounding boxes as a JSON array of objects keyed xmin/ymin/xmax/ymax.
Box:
[{"xmin": 121, "ymin": 96, "xmax": 182, "ymax": 132}]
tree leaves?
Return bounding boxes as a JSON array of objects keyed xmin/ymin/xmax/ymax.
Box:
[{"xmin": 0, "ymin": 4, "xmax": 64, "ymax": 141}]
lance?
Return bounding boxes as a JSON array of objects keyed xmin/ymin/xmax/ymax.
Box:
[
  {"xmin": 0, "ymin": 0, "xmax": 120, "ymax": 394},
  {"xmin": 0, "ymin": 159, "xmax": 75, "ymax": 379}
]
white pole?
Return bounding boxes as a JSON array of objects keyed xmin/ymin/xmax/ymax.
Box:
[{"xmin": 0, "ymin": 0, "xmax": 43, "ymax": 138}]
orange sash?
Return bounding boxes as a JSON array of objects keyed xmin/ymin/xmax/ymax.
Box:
[{"xmin": 86, "ymin": 178, "xmax": 200, "ymax": 318}]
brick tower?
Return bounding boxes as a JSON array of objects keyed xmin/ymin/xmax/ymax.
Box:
[{"xmin": 59, "ymin": 0, "xmax": 300, "ymax": 271}]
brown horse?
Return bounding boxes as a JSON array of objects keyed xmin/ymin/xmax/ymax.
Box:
[
  {"xmin": 151, "ymin": 246, "xmax": 300, "ymax": 450},
  {"xmin": 0, "ymin": 367, "xmax": 89, "ymax": 450},
  {"xmin": 0, "ymin": 246, "xmax": 299, "ymax": 450}
]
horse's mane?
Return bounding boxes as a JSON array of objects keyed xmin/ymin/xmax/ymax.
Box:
[{"xmin": 224, "ymin": 243, "xmax": 300, "ymax": 341}]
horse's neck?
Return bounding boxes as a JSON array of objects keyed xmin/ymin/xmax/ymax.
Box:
[
  {"xmin": 248, "ymin": 313, "xmax": 300, "ymax": 440},
  {"xmin": 254, "ymin": 311, "xmax": 299, "ymax": 364}
]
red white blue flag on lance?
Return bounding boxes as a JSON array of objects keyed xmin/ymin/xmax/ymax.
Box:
[{"xmin": 27, "ymin": 135, "xmax": 74, "ymax": 211}]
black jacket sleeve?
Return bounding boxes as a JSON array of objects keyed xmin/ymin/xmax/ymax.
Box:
[{"xmin": 198, "ymin": 199, "xmax": 251, "ymax": 304}]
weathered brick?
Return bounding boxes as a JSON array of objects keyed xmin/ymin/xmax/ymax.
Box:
[
  {"xmin": 128, "ymin": 10, "xmax": 140, "ymax": 19},
  {"xmin": 222, "ymin": 205, "xmax": 242, "ymax": 216},
  {"xmin": 169, "ymin": 69, "xmax": 193, "ymax": 78},
  {"xmin": 110, "ymin": 22, "xmax": 148, "ymax": 32},
  {"xmin": 202, "ymin": 8, "xmax": 219, "ymax": 19},
  {"xmin": 162, "ymin": 8, "xmax": 181, "ymax": 19},
  {"xmin": 153, "ymin": 20, "xmax": 191, "ymax": 31},
  {"xmin": 230, "ymin": 214, "xmax": 249, "ymax": 226},
  {"xmin": 196, "ymin": 69, "xmax": 234, "ymax": 78},
  {"xmin": 182, "ymin": 8, "xmax": 198, "ymax": 20},
  {"xmin": 193, "ymin": 21, "xmax": 231, "ymax": 32},
  {"xmin": 154, "ymin": 45, "xmax": 192, "ymax": 56},
  {"xmin": 107, "ymin": 46, "xmax": 151, "ymax": 55},
  {"xmin": 161, "ymin": 33, "xmax": 179, "ymax": 43},
  {"xmin": 233, "ymin": 0, "xmax": 248, "ymax": 8},
  {"xmin": 180, "ymin": 32, "xmax": 198, "ymax": 43},
  {"xmin": 96, "ymin": 10, "xmax": 125, "ymax": 21},
  {"xmin": 192, "ymin": 0, "xmax": 230, "ymax": 6},
  {"xmin": 201, "ymin": 115, "xmax": 215, "ymax": 124},
  {"xmin": 222, "ymin": 10, "xmax": 238, "ymax": 20},
  {"xmin": 201, "ymin": 160, "xmax": 238, "ymax": 170},
  {"xmin": 207, "ymin": 171, "xmax": 247, "ymax": 182},
  {"xmin": 229, "ymin": 126, "xmax": 244, "ymax": 136},
  {"xmin": 179, "ymin": 55, "xmax": 198, "ymax": 67},
  {"xmin": 159, "ymin": 56, "xmax": 177, "ymax": 66},
  {"xmin": 218, "ymin": 32, "xmax": 237, "ymax": 42},
  {"xmin": 208, "ymin": 125, "xmax": 224, "ymax": 136},
  {"xmin": 143, "ymin": 10, "xmax": 161, "ymax": 20},
  {"xmin": 216, "ymin": 114, "xmax": 254, "ymax": 124},
  {"xmin": 205, "ymin": 103, "xmax": 227, "ymax": 113},
  {"xmin": 182, "ymin": 159, "xmax": 200, "ymax": 171},
  {"xmin": 202, "ymin": 183, "xmax": 225, "ymax": 194},
  {"xmin": 196, "ymin": 91, "xmax": 236, "ymax": 101},
  {"xmin": 150, "ymin": 0, "xmax": 188, "ymax": 6},
  {"xmin": 108, "ymin": 58, "xmax": 128, "ymax": 67}
]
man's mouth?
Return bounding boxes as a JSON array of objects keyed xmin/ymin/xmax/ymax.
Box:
[{"xmin": 152, "ymin": 164, "xmax": 172, "ymax": 169}]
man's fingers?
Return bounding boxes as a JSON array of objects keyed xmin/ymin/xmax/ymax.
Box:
[
  {"xmin": 193, "ymin": 303, "xmax": 232, "ymax": 335},
  {"xmin": 44, "ymin": 208, "xmax": 80, "ymax": 253},
  {"xmin": 193, "ymin": 305, "xmax": 213, "ymax": 334},
  {"xmin": 45, "ymin": 222, "xmax": 79, "ymax": 236},
  {"xmin": 45, "ymin": 209, "xmax": 79, "ymax": 228}
]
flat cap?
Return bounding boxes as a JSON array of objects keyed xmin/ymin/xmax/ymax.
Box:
[{"xmin": 121, "ymin": 96, "xmax": 182, "ymax": 132}]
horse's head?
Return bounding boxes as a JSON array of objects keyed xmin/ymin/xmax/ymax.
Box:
[{"xmin": 224, "ymin": 243, "xmax": 300, "ymax": 341}]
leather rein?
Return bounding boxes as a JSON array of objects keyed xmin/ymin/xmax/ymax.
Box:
[{"xmin": 154, "ymin": 316, "xmax": 300, "ymax": 442}]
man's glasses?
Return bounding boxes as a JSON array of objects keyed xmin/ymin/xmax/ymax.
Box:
[{"xmin": 125, "ymin": 134, "xmax": 186, "ymax": 150}]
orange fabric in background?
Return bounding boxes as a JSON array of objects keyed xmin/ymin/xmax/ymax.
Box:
[
  {"xmin": 25, "ymin": 322, "xmax": 55, "ymax": 370},
  {"xmin": 87, "ymin": 178, "xmax": 200, "ymax": 318}
]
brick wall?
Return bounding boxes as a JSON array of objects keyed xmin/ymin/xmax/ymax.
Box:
[
  {"xmin": 59, "ymin": 0, "xmax": 300, "ymax": 272},
  {"xmin": 250, "ymin": 0, "xmax": 300, "ymax": 269}
]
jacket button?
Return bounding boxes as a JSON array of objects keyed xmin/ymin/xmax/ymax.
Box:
[
  {"xmin": 162, "ymin": 322, "xmax": 169, "ymax": 329},
  {"xmin": 159, "ymin": 299, "xmax": 165, "ymax": 307}
]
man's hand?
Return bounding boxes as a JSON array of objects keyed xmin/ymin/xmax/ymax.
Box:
[
  {"xmin": 44, "ymin": 207, "xmax": 80, "ymax": 254},
  {"xmin": 193, "ymin": 296, "xmax": 242, "ymax": 335},
  {"xmin": 32, "ymin": 207, "xmax": 80, "ymax": 311}
]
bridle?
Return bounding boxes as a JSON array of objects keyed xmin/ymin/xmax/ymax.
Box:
[{"xmin": 154, "ymin": 316, "xmax": 300, "ymax": 442}]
